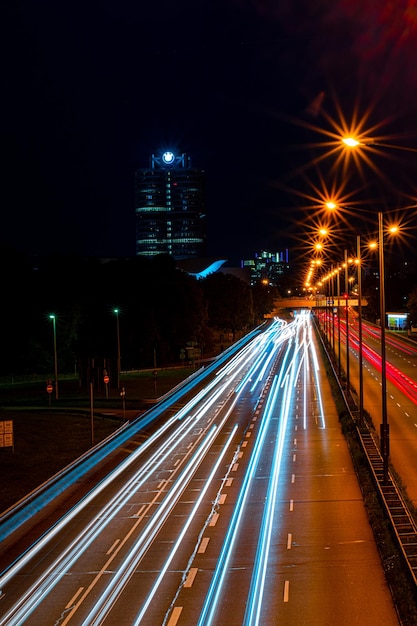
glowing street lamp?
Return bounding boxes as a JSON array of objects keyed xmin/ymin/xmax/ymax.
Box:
[
  {"xmin": 342, "ymin": 137, "xmax": 360, "ymax": 148},
  {"xmin": 342, "ymin": 136, "xmax": 417, "ymax": 153},
  {"xmin": 49, "ymin": 314, "xmax": 58, "ymax": 400}
]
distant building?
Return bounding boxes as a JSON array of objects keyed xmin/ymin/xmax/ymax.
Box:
[
  {"xmin": 135, "ymin": 151, "xmax": 206, "ymax": 259},
  {"xmin": 242, "ymin": 250, "xmax": 290, "ymax": 286}
]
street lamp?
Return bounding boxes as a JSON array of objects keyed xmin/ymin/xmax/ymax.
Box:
[
  {"xmin": 342, "ymin": 251, "xmax": 352, "ymax": 396},
  {"xmin": 378, "ymin": 212, "xmax": 390, "ymax": 484},
  {"xmin": 49, "ymin": 314, "xmax": 58, "ymax": 400},
  {"xmin": 356, "ymin": 237, "xmax": 364, "ymax": 427},
  {"xmin": 114, "ymin": 308, "xmax": 121, "ymax": 390},
  {"xmin": 342, "ymin": 136, "xmax": 417, "ymax": 153}
]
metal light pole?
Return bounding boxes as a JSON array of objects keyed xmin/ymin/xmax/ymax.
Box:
[
  {"xmin": 357, "ymin": 236, "xmax": 364, "ymax": 427},
  {"xmin": 336, "ymin": 269, "xmax": 341, "ymax": 376},
  {"xmin": 344, "ymin": 250, "xmax": 350, "ymax": 396},
  {"xmin": 378, "ymin": 212, "xmax": 389, "ymax": 484},
  {"xmin": 49, "ymin": 314, "xmax": 58, "ymax": 400},
  {"xmin": 114, "ymin": 308, "xmax": 121, "ymax": 390}
]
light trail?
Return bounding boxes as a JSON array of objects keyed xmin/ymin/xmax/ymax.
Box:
[
  {"xmin": 243, "ymin": 317, "xmax": 299, "ymax": 626},
  {"xmin": 0, "ymin": 316, "xmax": 306, "ymax": 625},
  {"xmin": 197, "ymin": 325, "xmax": 297, "ymax": 625},
  {"xmin": 131, "ymin": 425, "xmax": 239, "ymax": 626}
]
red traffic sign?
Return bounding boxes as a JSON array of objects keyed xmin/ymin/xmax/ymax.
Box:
[
  {"xmin": 46, "ymin": 384, "xmax": 53, "ymax": 394},
  {"xmin": 103, "ymin": 375, "xmax": 110, "ymax": 384}
]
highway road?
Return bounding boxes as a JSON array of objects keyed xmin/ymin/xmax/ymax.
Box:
[
  {"xmin": 0, "ymin": 312, "xmax": 398, "ymax": 625},
  {"xmin": 332, "ymin": 315, "xmax": 417, "ymax": 506}
]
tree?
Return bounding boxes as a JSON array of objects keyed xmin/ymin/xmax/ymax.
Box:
[
  {"xmin": 407, "ymin": 286, "xmax": 417, "ymax": 328},
  {"xmin": 203, "ymin": 273, "xmax": 254, "ymax": 339}
]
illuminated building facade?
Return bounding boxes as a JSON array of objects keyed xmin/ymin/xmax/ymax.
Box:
[
  {"xmin": 135, "ymin": 151, "xmax": 206, "ymax": 259},
  {"xmin": 242, "ymin": 250, "xmax": 290, "ymax": 285}
]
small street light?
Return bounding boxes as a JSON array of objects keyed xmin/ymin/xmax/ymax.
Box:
[
  {"xmin": 114, "ymin": 308, "xmax": 121, "ymax": 390},
  {"xmin": 49, "ymin": 314, "xmax": 58, "ymax": 400}
]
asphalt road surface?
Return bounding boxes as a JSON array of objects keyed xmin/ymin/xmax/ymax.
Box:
[{"xmin": 0, "ymin": 312, "xmax": 398, "ymax": 625}]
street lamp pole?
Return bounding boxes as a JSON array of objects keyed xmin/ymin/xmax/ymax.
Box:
[
  {"xmin": 49, "ymin": 314, "xmax": 58, "ymax": 400},
  {"xmin": 114, "ymin": 308, "xmax": 121, "ymax": 390},
  {"xmin": 336, "ymin": 269, "xmax": 341, "ymax": 376},
  {"xmin": 356, "ymin": 236, "xmax": 364, "ymax": 427},
  {"xmin": 378, "ymin": 212, "xmax": 389, "ymax": 484},
  {"xmin": 344, "ymin": 250, "xmax": 350, "ymax": 396}
]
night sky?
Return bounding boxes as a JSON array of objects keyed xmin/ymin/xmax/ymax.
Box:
[{"xmin": 3, "ymin": 1, "xmax": 417, "ymax": 265}]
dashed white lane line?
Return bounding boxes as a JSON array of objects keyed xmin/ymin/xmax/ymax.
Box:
[
  {"xmin": 183, "ymin": 567, "xmax": 198, "ymax": 588},
  {"xmin": 198, "ymin": 537, "xmax": 210, "ymax": 554},
  {"xmin": 283, "ymin": 580, "xmax": 290, "ymax": 602}
]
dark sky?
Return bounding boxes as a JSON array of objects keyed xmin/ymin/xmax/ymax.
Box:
[{"xmin": 3, "ymin": 0, "xmax": 417, "ymax": 264}]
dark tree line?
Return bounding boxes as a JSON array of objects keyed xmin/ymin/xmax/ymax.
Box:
[{"xmin": 0, "ymin": 245, "xmax": 276, "ymax": 378}]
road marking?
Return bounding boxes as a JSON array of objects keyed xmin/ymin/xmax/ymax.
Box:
[
  {"xmin": 283, "ymin": 580, "xmax": 290, "ymax": 602},
  {"xmin": 106, "ymin": 539, "xmax": 120, "ymax": 555},
  {"xmin": 232, "ymin": 463, "xmax": 239, "ymax": 471},
  {"xmin": 246, "ymin": 431, "xmax": 251, "ymax": 438},
  {"xmin": 198, "ymin": 537, "xmax": 210, "ymax": 554},
  {"xmin": 293, "ymin": 454, "xmax": 296, "ymax": 462},
  {"xmin": 293, "ymin": 438, "xmax": 297, "ymax": 447},
  {"xmin": 289, "ymin": 499, "xmax": 294, "ymax": 511},
  {"xmin": 242, "ymin": 440, "xmax": 248, "ymax": 447},
  {"xmin": 287, "ymin": 533, "xmax": 292, "ymax": 549},
  {"xmin": 209, "ymin": 513, "xmax": 219, "ymax": 527},
  {"xmin": 167, "ymin": 607, "xmax": 183, "ymax": 625},
  {"xmin": 294, "ymin": 424, "xmax": 298, "ymax": 431},
  {"xmin": 226, "ymin": 477, "xmax": 233, "ymax": 487},
  {"xmin": 238, "ymin": 451, "xmax": 244, "ymax": 458},
  {"xmin": 174, "ymin": 458, "xmax": 181, "ymax": 467},
  {"xmin": 218, "ymin": 494, "xmax": 227, "ymax": 505},
  {"xmin": 134, "ymin": 504, "xmax": 147, "ymax": 518},
  {"xmin": 291, "ymin": 473, "xmax": 295, "ymax": 483},
  {"xmin": 184, "ymin": 568, "xmax": 198, "ymax": 588},
  {"xmin": 65, "ymin": 587, "xmax": 84, "ymax": 609}
]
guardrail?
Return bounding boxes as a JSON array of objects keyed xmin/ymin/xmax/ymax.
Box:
[{"xmin": 0, "ymin": 324, "xmax": 266, "ymax": 546}]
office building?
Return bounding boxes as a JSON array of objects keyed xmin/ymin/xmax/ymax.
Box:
[
  {"xmin": 242, "ymin": 250, "xmax": 290, "ymax": 285},
  {"xmin": 135, "ymin": 151, "xmax": 206, "ymax": 259}
]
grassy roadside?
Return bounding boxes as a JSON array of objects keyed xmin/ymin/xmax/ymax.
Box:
[{"xmin": 0, "ymin": 367, "xmax": 195, "ymax": 514}]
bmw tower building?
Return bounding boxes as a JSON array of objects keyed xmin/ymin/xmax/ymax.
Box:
[{"xmin": 135, "ymin": 151, "xmax": 207, "ymax": 259}]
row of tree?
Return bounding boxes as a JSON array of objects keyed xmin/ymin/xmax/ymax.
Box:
[{"xmin": 1, "ymin": 245, "xmax": 277, "ymax": 377}]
